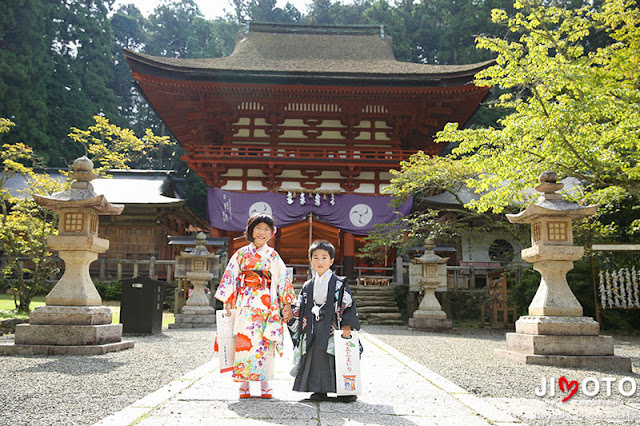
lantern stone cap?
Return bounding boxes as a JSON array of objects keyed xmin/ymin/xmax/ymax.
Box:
[
  {"xmin": 188, "ymin": 232, "xmax": 214, "ymax": 257},
  {"xmin": 413, "ymin": 239, "xmax": 449, "ymax": 264},
  {"xmin": 506, "ymin": 171, "xmax": 597, "ymax": 224},
  {"xmin": 32, "ymin": 156, "xmax": 124, "ymax": 215}
]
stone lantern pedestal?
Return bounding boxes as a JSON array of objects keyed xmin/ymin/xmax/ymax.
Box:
[
  {"xmin": 409, "ymin": 239, "xmax": 452, "ymax": 331},
  {"xmin": 0, "ymin": 156, "xmax": 134, "ymax": 355},
  {"xmin": 495, "ymin": 172, "xmax": 631, "ymax": 371},
  {"xmin": 169, "ymin": 233, "xmax": 216, "ymax": 329}
]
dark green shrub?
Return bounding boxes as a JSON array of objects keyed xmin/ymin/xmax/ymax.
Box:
[
  {"xmin": 393, "ymin": 285, "xmax": 409, "ymax": 321},
  {"xmin": 508, "ymin": 267, "xmax": 540, "ymax": 316},
  {"xmin": 94, "ymin": 281, "xmax": 122, "ymax": 301},
  {"xmin": 444, "ymin": 290, "xmax": 488, "ymax": 322}
]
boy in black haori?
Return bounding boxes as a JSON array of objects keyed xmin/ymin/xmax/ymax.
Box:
[{"xmin": 289, "ymin": 240, "xmax": 361, "ymax": 402}]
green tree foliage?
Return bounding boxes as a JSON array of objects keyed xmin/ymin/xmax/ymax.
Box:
[
  {"xmin": 0, "ymin": 121, "xmax": 61, "ymax": 312},
  {"xmin": 413, "ymin": 0, "xmax": 514, "ymax": 64},
  {"xmin": 362, "ymin": 0, "xmax": 415, "ymax": 62},
  {"xmin": 0, "ymin": 0, "xmax": 54, "ymax": 162},
  {"xmin": 362, "ymin": 154, "xmax": 525, "ymax": 256},
  {"xmin": 1, "ymin": 1, "xmax": 125, "ymax": 167},
  {"xmin": 67, "ymin": 115, "xmax": 173, "ymax": 173},
  {"xmin": 111, "ymin": 4, "xmax": 148, "ymax": 131},
  {"xmin": 387, "ymin": 0, "xmax": 640, "ymax": 238},
  {"xmin": 0, "ymin": 116, "xmax": 170, "ymax": 312},
  {"xmin": 247, "ymin": 0, "xmax": 302, "ymax": 22},
  {"xmin": 47, "ymin": 1, "xmax": 122, "ymax": 162},
  {"xmin": 144, "ymin": 0, "xmax": 233, "ymax": 59},
  {"xmin": 305, "ymin": 0, "xmax": 373, "ymax": 25}
]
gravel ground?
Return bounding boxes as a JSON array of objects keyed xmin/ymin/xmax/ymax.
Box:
[
  {"xmin": 1, "ymin": 326, "xmax": 639, "ymax": 425},
  {"xmin": 363, "ymin": 325, "xmax": 640, "ymax": 404},
  {"xmin": 0, "ymin": 329, "xmax": 216, "ymax": 426}
]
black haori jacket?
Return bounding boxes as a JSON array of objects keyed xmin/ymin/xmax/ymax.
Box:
[{"xmin": 288, "ymin": 272, "xmax": 360, "ymax": 352}]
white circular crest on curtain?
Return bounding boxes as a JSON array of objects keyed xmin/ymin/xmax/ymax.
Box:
[
  {"xmin": 248, "ymin": 201, "xmax": 272, "ymax": 217},
  {"xmin": 349, "ymin": 204, "xmax": 373, "ymax": 227}
]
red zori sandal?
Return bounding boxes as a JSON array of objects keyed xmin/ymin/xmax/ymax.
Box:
[
  {"xmin": 261, "ymin": 388, "xmax": 273, "ymax": 399},
  {"xmin": 239, "ymin": 386, "xmax": 250, "ymax": 399}
]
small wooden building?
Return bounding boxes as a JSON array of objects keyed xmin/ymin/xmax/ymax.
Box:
[
  {"xmin": 4, "ymin": 169, "xmax": 209, "ymax": 279},
  {"xmin": 92, "ymin": 170, "xmax": 209, "ymax": 276}
]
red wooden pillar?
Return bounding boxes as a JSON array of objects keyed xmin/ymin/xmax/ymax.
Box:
[{"xmin": 343, "ymin": 231, "xmax": 355, "ymax": 282}]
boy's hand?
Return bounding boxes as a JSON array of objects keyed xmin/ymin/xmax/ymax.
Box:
[{"xmin": 341, "ymin": 325, "xmax": 351, "ymax": 338}]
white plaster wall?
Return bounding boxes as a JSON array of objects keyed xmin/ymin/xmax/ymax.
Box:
[
  {"xmin": 246, "ymin": 181, "xmax": 267, "ymax": 191},
  {"xmin": 247, "ymin": 169, "xmax": 266, "ymax": 177},
  {"xmin": 460, "ymin": 230, "xmax": 525, "ymax": 264},
  {"xmin": 356, "ymin": 183, "xmax": 376, "ymax": 193},
  {"xmin": 220, "ymin": 181, "xmax": 242, "ymax": 190}
]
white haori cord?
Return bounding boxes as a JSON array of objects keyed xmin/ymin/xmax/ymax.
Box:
[{"xmin": 311, "ymin": 303, "xmax": 325, "ymax": 321}]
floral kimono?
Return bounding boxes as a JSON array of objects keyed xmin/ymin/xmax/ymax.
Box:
[{"xmin": 214, "ymin": 243, "xmax": 295, "ymax": 382}]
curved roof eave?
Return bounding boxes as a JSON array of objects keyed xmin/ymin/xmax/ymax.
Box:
[{"xmin": 124, "ymin": 49, "xmax": 495, "ymax": 87}]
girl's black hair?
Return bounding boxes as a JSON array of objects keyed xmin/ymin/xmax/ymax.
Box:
[
  {"xmin": 245, "ymin": 213, "xmax": 275, "ymax": 242},
  {"xmin": 308, "ymin": 240, "xmax": 336, "ymax": 260}
]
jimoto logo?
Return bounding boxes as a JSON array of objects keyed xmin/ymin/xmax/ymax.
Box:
[{"xmin": 535, "ymin": 376, "xmax": 638, "ymax": 402}]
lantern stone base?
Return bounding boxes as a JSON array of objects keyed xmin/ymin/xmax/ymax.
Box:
[
  {"xmin": 495, "ymin": 316, "xmax": 631, "ymax": 371},
  {"xmin": 515, "ymin": 315, "xmax": 600, "ymax": 335},
  {"xmin": 504, "ymin": 332, "xmax": 615, "ymax": 356},
  {"xmin": 15, "ymin": 323, "xmax": 126, "ymax": 345},
  {"xmin": 29, "ymin": 305, "xmax": 113, "ymax": 325},
  {"xmin": 0, "ymin": 341, "xmax": 134, "ymax": 356},
  {"xmin": 0, "ymin": 305, "xmax": 133, "ymax": 356},
  {"xmin": 409, "ymin": 310, "xmax": 452, "ymax": 331},
  {"xmin": 494, "ymin": 350, "xmax": 631, "ymax": 371},
  {"xmin": 169, "ymin": 306, "xmax": 216, "ymax": 329},
  {"xmin": 0, "ymin": 323, "xmax": 133, "ymax": 355}
]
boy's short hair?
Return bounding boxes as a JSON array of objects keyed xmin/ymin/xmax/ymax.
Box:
[
  {"xmin": 245, "ymin": 214, "xmax": 275, "ymax": 242},
  {"xmin": 309, "ymin": 240, "xmax": 335, "ymax": 260}
]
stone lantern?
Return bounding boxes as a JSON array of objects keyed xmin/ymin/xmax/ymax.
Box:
[
  {"xmin": 495, "ymin": 172, "xmax": 630, "ymax": 370},
  {"xmin": 169, "ymin": 232, "xmax": 216, "ymax": 328},
  {"xmin": 0, "ymin": 156, "xmax": 134, "ymax": 355},
  {"xmin": 408, "ymin": 239, "xmax": 452, "ymax": 330}
]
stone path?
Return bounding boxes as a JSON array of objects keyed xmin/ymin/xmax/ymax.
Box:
[{"xmin": 95, "ymin": 331, "xmax": 520, "ymax": 425}]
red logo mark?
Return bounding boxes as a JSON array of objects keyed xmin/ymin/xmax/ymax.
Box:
[{"xmin": 559, "ymin": 376, "xmax": 579, "ymax": 402}]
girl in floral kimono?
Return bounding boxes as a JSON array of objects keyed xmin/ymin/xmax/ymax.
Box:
[
  {"xmin": 290, "ymin": 240, "xmax": 360, "ymax": 402},
  {"xmin": 214, "ymin": 214, "xmax": 295, "ymax": 399}
]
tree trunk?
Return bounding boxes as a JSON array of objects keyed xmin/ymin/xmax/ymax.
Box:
[{"xmin": 18, "ymin": 294, "xmax": 31, "ymax": 313}]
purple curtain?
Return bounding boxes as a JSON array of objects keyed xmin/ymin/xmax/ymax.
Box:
[{"xmin": 207, "ymin": 188, "xmax": 412, "ymax": 235}]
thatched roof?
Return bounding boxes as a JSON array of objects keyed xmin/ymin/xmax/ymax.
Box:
[{"xmin": 124, "ymin": 22, "xmax": 494, "ymax": 86}]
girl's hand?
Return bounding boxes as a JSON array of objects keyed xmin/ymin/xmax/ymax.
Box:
[
  {"xmin": 224, "ymin": 303, "xmax": 232, "ymax": 316},
  {"xmin": 282, "ymin": 304, "xmax": 293, "ymax": 322}
]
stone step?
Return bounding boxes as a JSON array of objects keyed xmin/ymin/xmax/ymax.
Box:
[
  {"xmin": 351, "ymin": 288, "xmax": 395, "ymax": 296},
  {"xmin": 365, "ymin": 312, "xmax": 403, "ymax": 320},
  {"xmin": 362, "ymin": 319, "xmax": 405, "ymax": 326},
  {"xmin": 355, "ymin": 299, "xmax": 396, "ymax": 307},
  {"xmin": 353, "ymin": 300, "xmax": 394, "ymax": 307},
  {"xmin": 353, "ymin": 292, "xmax": 395, "ymax": 298},
  {"xmin": 357, "ymin": 306, "xmax": 401, "ymax": 314}
]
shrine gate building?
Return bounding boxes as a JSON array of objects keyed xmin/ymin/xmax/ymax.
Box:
[{"xmin": 124, "ymin": 22, "xmax": 491, "ymax": 280}]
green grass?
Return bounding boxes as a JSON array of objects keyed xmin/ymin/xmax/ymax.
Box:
[
  {"xmin": 0, "ymin": 294, "xmax": 46, "ymax": 319},
  {"xmin": 0, "ymin": 294, "xmax": 175, "ymax": 328}
]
